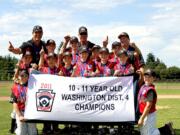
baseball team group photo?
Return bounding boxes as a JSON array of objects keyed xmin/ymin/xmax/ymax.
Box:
[{"xmin": 0, "ymin": 1, "xmax": 180, "ymax": 135}]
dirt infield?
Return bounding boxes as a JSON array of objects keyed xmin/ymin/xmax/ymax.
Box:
[
  {"xmin": 0, "ymin": 95, "xmax": 180, "ymax": 101},
  {"xmin": 158, "ymin": 95, "xmax": 180, "ymax": 99},
  {"xmin": 156, "ymin": 85, "xmax": 180, "ymax": 90},
  {"xmin": 0, "ymin": 96, "xmax": 9, "ymax": 101}
]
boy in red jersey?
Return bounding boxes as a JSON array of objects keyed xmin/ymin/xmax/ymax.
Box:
[
  {"xmin": 90, "ymin": 45, "xmax": 101, "ymax": 66},
  {"xmin": 39, "ymin": 52, "xmax": 60, "ymax": 134},
  {"xmin": 59, "ymin": 52, "xmax": 74, "ymax": 76},
  {"xmin": 72, "ymin": 47, "xmax": 94, "ymax": 77},
  {"xmin": 13, "ymin": 51, "xmax": 38, "ymax": 82},
  {"xmin": 138, "ymin": 69, "xmax": 175, "ymax": 135},
  {"xmin": 95, "ymin": 47, "xmax": 114, "ymax": 77},
  {"xmin": 109, "ymin": 41, "xmax": 121, "ymax": 64},
  {"xmin": 69, "ymin": 36, "xmax": 79, "ymax": 65},
  {"xmin": 39, "ymin": 52, "xmax": 59, "ymax": 75},
  {"xmin": 114, "ymin": 49, "xmax": 134, "ymax": 76},
  {"xmin": 43, "ymin": 39, "xmax": 56, "ymax": 67},
  {"xmin": 11, "ymin": 70, "xmax": 37, "ymax": 135}
]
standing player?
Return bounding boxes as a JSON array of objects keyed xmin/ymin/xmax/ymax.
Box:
[
  {"xmin": 39, "ymin": 52, "xmax": 60, "ymax": 134},
  {"xmin": 138, "ymin": 69, "xmax": 175, "ymax": 135},
  {"xmin": 11, "ymin": 70, "xmax": 37, "ymax": 135}
]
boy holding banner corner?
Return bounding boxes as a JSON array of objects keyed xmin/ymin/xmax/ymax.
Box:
[{"xmin": 11, "ymin": 70, "xmax": 37, "ymax": 135}]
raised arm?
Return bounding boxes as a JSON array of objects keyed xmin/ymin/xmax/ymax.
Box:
[
  {"xmin": 38, "ymin": 48, "xmax": 45, "ymax": 69},
  {"xmin": 59, "ymin": 35, "xmax": 71, "ymax": 54},
  {"xmin": 8, "ymin": 41, "xmax": 22, "ymax": 54}
]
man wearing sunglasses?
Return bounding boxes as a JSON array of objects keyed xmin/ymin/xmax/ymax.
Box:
[{"xmin": 78, "ymin": 26, "xmax": 95, "ymax": 52}]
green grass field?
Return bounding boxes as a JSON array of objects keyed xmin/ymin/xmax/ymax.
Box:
[{"xmin": 0, "ymin": 81, "xmax": 180, "ymax": 135}]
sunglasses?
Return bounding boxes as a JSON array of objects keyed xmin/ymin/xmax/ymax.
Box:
[{"xmin": 80, "ymin": 32, "xmax": 87, "ymax": 36}]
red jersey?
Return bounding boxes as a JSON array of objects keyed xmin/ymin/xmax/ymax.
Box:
[
  {"xmin": 11, "ymin": 83, "xmax": 27, "ymax": 111},
  {"xmin": 39, "ymin": 67, "xmax": 59, "ymax": 75},
  {"xmin": 19, "ymin": 61, "xmax": 31, "ymax": 73},
  {"xmin": 43, "ymin": 53, "xmax": 58, "ymax": 67},
  {"xmin": 60, "ymin": 65, "xmax": 74, "ymax": 76},
  {"xmin": 74, "ymin": 61, "xmax": 94, "ymax": 77},
  {"xmin": 72, "ymin": 52, "xmax": 79, "ymax": 65},
  {"xmin": 43, "ymin": 54, "xmax": 49, "ymax": 67},
  {"xmin": 109, "ymin": 55, "xmax": 119, "ymax": 65},
  {"xmin": 96, "ymin": 61, "xmax": 114, "ymax": 77},
  {"xmin": 138, "ymin": 84, "xmax": 157, "ymax": 114},
  {"xmin": 114, "ymin": 62, "xmax": 134, "ymax": 76}
]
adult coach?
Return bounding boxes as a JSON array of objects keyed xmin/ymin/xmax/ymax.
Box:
[
  {"xmin": 118, "ymin": 32, "xmax": 145, "ymax": 73},
  {"xmin": 118, "ymin": 32, "xmax": 145, "ymax": 124},
  {"xmin": 78, "ymin": 26, "xmax": 95, "ymax": 51},
  {"xmin": 8, "ymin": 25, "xmax": 46, "ymax": 64}
]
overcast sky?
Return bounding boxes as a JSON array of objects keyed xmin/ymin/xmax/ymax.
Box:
[{"xmin": 0, "ymin": 0, "xmax": 180, "ymax": 67}]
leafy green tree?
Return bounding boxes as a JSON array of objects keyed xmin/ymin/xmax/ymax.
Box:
[
  {"xmin": 146, "ymin": 53, "xmax": 157, "ymax": 69},
  {"xmin": 0, "ymin": 55, "xmax": 18, "ymax": 80},
  {"xmin": 167, "ymin": 66, "xmax": 180, "ymax": 79}
]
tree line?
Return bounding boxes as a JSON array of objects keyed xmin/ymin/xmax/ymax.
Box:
[
  {"xmin": 0, "ymin": 53, "xmax": 180, "ymax": 81},
  {"xmin": 0, "ymin": 55, "xmax": 18, "ymax": 80},
  {"xmin": 145, "ymin": 53, "xmax": 180, "ymax": 81}
]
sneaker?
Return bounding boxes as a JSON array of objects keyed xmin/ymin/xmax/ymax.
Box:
[{"xmin": 166, "ymin": 122, "xmax": 175, "ymax": 135}]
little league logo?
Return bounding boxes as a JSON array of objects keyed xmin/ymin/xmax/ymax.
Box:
[{"xmin": 36, "ymin": 89, "xmax": 56, "ymax": 112}]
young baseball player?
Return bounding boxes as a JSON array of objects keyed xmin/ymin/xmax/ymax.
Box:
[
  {"xmin": 114, "ymin": 49, "xmax": 134, "ymax": 76},
  {"xmin": 71, "ymin": 47, "xmax": 95, "ymax": 77},
  {"xmin": 43, "ymin": 39, "xmax": 56, "ymax": 67},
  {"xmin": 58, "ymin": 52, "xmax": 75, "ymax": 133},
  {"xmin": 39, "ymin": 52, "xmax": 60, "ymax": 134},
  {"xmin": 90, "ymin": 45, "xmax": 101, "ymax": 66},
  {"xmin": 95, "ymin": 47, "xmax": 114, "ymax": 77},
  {"xmin": 10, "ymin": 51, "xmax": 36, "ymax": 133},
  {"xmin": 109, "ymin": 41, "xmax": 121, "ymax": 64},
  {"xmin": 69, "ymin": 36, "xmax": 79, "ymax": 65},
  {"xmin": 138, "ymin": 69, "xmax": 175, "ymax": 135},
  {"xmin": 59, "ymin": 52, "xmax": 74, "ymax": 76},
  {"xmin": 11, "ymin": 69, "xmax": 37, "ymax": 135},
  {"xmin": 13, "ymin": 50, "xmax": 38, "ymax": 82},
  {"xmin": 39, "ymin": 52, "xmax": 59, "ymax": 75}
]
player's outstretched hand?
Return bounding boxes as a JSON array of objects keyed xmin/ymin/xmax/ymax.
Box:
[
  {"xmin": 64, "ymin": 35, "xmax": 71, "ymax": 44},
  {"xmin": 40, "ymin": 48, "xmax": 45, "ymax": 56},
  {"xmin": 103, "ymin": 36, "xmax": 108, "ymax": 47}
]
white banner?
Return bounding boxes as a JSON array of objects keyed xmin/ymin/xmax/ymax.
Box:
[{"xmin": 24, "ymin": 74, "xmax": 135, "ymax": 122}]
